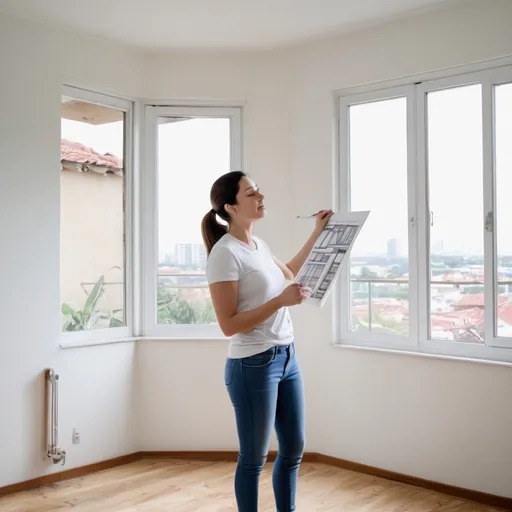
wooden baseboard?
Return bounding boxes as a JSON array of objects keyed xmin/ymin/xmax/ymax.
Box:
[
  {"xmin": 139, "ymin": 450, "xmax": 318, "ymax": 464},
  {"xmin": 315, "ymin": 454, "xmax": 512, "ymax": 511},
  {"xmin": 1, "ymin": 450, "xmax": 511, "ymax": 510},
  {"xmin": 0, "ymin": 453, "xmax": 142, "ymax": 497}
]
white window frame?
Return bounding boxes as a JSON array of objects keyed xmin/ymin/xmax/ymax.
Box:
[
  {"xmin": 336, "ymin": 85, "xmax": 418, "ymax": 353},
  {"xmin": 143, "ymin": 105, "xmax": 243, "ymax": 339},
  {"xmin": 60, "ymin": 85, "xmax": 134, "ymax": 345},
  {"xmin": 485, "ymin": 66, "xmax": 512, "ymax": 351},
  {"xmin": 335, "ymin": 62, "xmax": 512, "ymax": 363}
]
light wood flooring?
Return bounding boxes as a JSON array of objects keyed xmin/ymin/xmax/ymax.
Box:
[{"xmin": 0, "ymin": 459, "xmax": 505, "ymax": 512}]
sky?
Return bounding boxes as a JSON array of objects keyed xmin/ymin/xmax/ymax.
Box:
[
  {"xmin": 61, "ymin": 83, "xmax": 512, "ymax": 263},
  {"xmin": 157, "ymin": 117, "xmax": 231, "ymax": 257}
]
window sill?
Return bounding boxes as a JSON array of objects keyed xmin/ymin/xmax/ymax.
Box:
[
  {"xmin": 332, "ymin": 342, "xmax": 512, "ymax": 368},
  {"xmin": 59, "ymin": 336, "xmax": 228, "ymax": 349},
  {"xmin": 59, "ymin": 337, "xmax": 139, "ymax": 349},
  {"xmin": 138, "ymin": 337, "xmax": 228, "ymax": 342}
]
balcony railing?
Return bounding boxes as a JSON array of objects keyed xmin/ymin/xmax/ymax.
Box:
[
  {"xmin": 349, "ymin": 277, "xmax": 512, "ymax": 334},
  {"xmin": 83, "ymin": 275, "xmax": 512, "ymax": 289},
  {"xmin": 157, "ymin": 271, "xmax": 209, "ymax": 289}
]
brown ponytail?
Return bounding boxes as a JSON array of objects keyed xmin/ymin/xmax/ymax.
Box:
[
  {"xmin": 201, "ymin": 209, "xmax": 227, "ymax": 255},
  {"xmin": 201, "ymin": 171, "xmax": 246, "ymax": 255}
]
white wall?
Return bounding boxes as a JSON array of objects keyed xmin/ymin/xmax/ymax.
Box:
[
  {"xmin": 0, "ymin": 13, "xmax": 143, "ymax": 487},
  {"xmin": 288, "ymin": 0, "xmax": 512, "ymax": 498}
]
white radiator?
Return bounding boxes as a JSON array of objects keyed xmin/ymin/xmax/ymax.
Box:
[{"xmin": 45, "ymin": 369, "xmax": 66, "ymax": 465}]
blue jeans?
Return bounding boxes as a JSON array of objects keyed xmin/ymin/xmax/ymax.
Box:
[{"xmin": 224, "ymin": 343, "xmax": 306, "ymax": 512}]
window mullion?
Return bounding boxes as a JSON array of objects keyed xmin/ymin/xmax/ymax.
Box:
[
  {"xmin": 482, "ymin": 80, "xmax": 496, "ymax": 345},
  {"xmin": 142, "ymin": 105, "xmax": 159, "ymax": 336},
  {"xmin": 415, "ymin": 84, "xmax": 430, "ymax": 349},
  {"xmin": 337, "ymin": 99, "xmax": 351, "ymax": 338},
  {"xmin": 131, "ymin": 100, "xmax": 145, "ymax": 337},
  {"xmin": 406, "ymin": 85, "xmax": 420, "ymax": 350}
]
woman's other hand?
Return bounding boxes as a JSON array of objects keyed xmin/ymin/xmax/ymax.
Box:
[
  {"xmin": 278, "ymin": 283, "xmax": 311, "ymax": 307},
  {"xmin": 314, "ymin": 209, "xmax": 334, "ymax": 234}
]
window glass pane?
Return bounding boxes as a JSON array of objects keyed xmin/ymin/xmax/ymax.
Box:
[
  {"xmin": 157, "ymin": 117, "xmax": 230, "ymax": 325},
  {"xmin": 427, "ymin": 84, "xmax": 484, "ymax": 343},
  {"xmin": 60, "ymin": 97, "xmax": 126, "ymax": 332},
  {"xmin": 495, "ymin": 82, "xmax": 512, "ymax": 338},
  {"xmin": 349, "ymin": 97, "xmax": 409, "ymax": 336}
]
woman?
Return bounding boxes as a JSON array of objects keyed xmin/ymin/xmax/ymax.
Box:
[{"xmin": 201, "ymin": 171, "xmax": 332, "ymax": 512}]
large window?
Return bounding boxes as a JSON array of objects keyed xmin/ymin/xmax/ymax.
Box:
[
  {"xmin": 60, "ymin": 87, "xmax": 132, "ymax": 342},
  {"xmin": 144, "ymin": 106, "xmax": 242, "ymax": 338},
  {"xmin": 347, "ymin": 96, "xmax": 410, "ymax": 340},
  {"xmin": 426, "ymin": 84, "xmax": 484, "ymax": 343},
  {"xmin": 338, "ymin": 64, "xmax": 512, "ymax": 362}
]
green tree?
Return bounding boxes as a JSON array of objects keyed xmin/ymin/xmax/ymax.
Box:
[
  {"xmin": 157, "ymin": 286, "xmax": 216, "ymax": 325},
  {"xmin": 360, "ymin": 266, "xmax": 378, "ymax": 279},
  {"xmin": 387, "ymin": 265, "xmax": 403, "ymax": 279}
]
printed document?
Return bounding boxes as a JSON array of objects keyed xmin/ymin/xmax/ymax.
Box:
[{"xmin": 295, "ymin": 211, "xmax": 369, "ymax": 307}]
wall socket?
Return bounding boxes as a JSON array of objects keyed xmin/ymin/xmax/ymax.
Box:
[{"xmin": 72, "ymin": 428, "xmax": 80, "ymax": 444}]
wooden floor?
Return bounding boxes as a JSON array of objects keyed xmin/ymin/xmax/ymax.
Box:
[{"xmin": 0, "ymin": 459, "xmax": 505, "ymax": 512}]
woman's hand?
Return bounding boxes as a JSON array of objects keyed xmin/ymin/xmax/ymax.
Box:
[
  {"xmin": 314, "ymin": 209, "xmax": 334, "ymax": 234},
  {"xmin": 282, "ymin": 209, "xmax": 334, "ymax": 280},
  {"xmin": 278, "ymin": 283, "xmax": 311, "ymax": 307}
]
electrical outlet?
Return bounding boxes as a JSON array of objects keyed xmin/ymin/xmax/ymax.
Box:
[{"xmin": 72, "ymin": 428, "xmax": 80, "ymax": 444}]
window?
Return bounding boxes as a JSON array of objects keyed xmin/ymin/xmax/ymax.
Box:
[
  {"xmin": 144, "ymin": 106, "xmax": 242, "ymax": 338},
  {"xmin": 345, "ymin": 95, "xmax": 410, "ymax": 342},
  {"xmin": 338, "ymin": 64, "xmax": 512, "ymax": 362},
  {"xmin": 60, "ymin": 87, "xmax": 132, "ymax": 342},
  {"xmin": 426, "ymin": 84, "xmax": 484, "ymax": 343}
]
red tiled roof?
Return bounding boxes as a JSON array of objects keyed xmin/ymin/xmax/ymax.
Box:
[
  {"xmin": 453, "ymin": 294, "xmax": 508, "ymax": 309},
  {"xmin": 431, "ymin": 318, "xmax": 457, "ymax": 329},
  {"xmin": 434, "ymin": 307, "xmax": 483, "ymax": 320},
  {"xmin": 431, "ymin": 301, "xmax": 512, "ymax": 331},
  {"xmin": 61, "ymin": 139, "xmax": 122, "ymax": 170},
  {"xmin": 454, "ymin": 294, "xmax": 485, "ymax": 307},
  {"xmin": 497, "ymin": 303, "xmax": 512, "ymax": 325}
]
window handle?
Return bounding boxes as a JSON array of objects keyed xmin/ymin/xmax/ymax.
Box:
[
  {"xmin": 485, "ymin": 211, "xmax": 493, "ymax": 232},
  {"xmin": 430, "ymin": 211, "xmax": 434, "ymax": 227}
]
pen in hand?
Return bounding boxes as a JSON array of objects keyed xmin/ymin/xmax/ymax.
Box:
[
  {"xmin": 297, "ymin": 209, "xmax": 336, "ymax": 219},
  {"xmin": 296, "ymin": 213, "xmax": 320, "ymax": 219}
]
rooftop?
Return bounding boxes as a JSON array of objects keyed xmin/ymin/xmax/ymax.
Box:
[{"xmin": 61, "ymin": 139, "xmax": 123, "ymax": 174}]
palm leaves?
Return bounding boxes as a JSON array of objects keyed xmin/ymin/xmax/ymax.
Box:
[{"xmin": 61, "ymin": 267, "xmax": 124, "ymax": 332}]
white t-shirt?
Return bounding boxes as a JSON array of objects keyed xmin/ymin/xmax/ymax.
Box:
[{"xmin": 206, "ymin": 233, "xmax": 294, "ymax": 358}]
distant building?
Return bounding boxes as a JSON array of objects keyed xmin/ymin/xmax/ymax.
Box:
[
  {"xmin": 432, "ymin": 239, "xmax": 444, "ymax": 254},
  {"xmin": 175, "ymin": 243, "xmax": 207, "ymax": 268},
  {"xmin": 387, "ymin": 238, "xmax": 398, "ymax": 258}
]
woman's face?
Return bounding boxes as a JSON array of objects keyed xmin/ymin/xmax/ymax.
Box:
[{"xmin": 229, "ymin": 176, "xmax": 265, "ymax": 222}]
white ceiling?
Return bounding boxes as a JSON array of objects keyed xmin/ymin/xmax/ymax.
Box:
[{"xmin": 0, "ymin": 0, "xmax": 461, "ymax": 51}]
